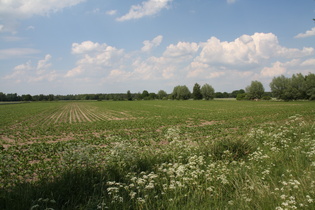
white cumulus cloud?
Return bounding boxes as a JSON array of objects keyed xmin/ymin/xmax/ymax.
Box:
[
  {"xmin": 65, "ymin": 66, "xmax": 84, "ymax": 77},
  {"xmin": 4, "ymin": 54, "xmax": 58, "ymax": 83},
  {"xmin": 77, "ymin": 46, "xmax": 124, "ymax": 66},
  {"xmin": 116, "ymin": 0, "xmax": 172, "ymax": 21},
  {"xmin": 301, "ymin": 58, "xmax": 315, "ymax": 66},
  {"xmin": 0, "ymin": 0, "xmax": 85, "ymax": 18},
  {"xmin": 66, "ymin": 41, "xmax": 126, "ymax": 79},
  {"xmin": 163, "ymin": 41, "xmax": 199, "ymax": 58},
  {"xmin": 0, "ymin": 0, "xmax": 85, "ymax": 32},
  {"xmin": 37, "ymin": 54, "xmax": 52, "ymax": 72},
  {"xmin": 141, "ymin": 35, "xmax": 163, "ymax": 52},
  {"xmin": 261, "ymin": 61, "xmax": 286, "ymax": 77},
  {"xmin": 196, "ymin": 33, "xmax": 314, "ymax": 66},
  {"xmin": 72, "ymin": 41, "xmax": 104, "ymax": 54},
  {"xmin": 294, "ymin": 27, "xmax": 315, "ymax": 38},
  {"xmin": 40, "ymin": 32, "xmax": 315, "ymax": 94}
]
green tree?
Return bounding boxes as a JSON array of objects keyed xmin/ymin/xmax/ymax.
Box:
[
  {"xmin": 246, "ymin": 81, "xmax": 265, "ymax": 100},
  {"xmin": 215, "ymin": 92, "xmax": 223, "ymax": 98},
  {"xmin": 127, "ymin": 90, "xmax": 132, "ymax": 101},
  {"xmin": 22, "ymin": 94, "xmax": 32, "ymax": 101},
  {"xmin": 6, "ymin": 93, "xmax": 20, "ymax": 101},
  {"xmin": 0, "ymin": 92, "xmax": 7, "ymax": 101},
  {"xmin": 192, "ymin": 83, "xmax": 203, "ymax": 100},
  {"xmin": 270, "ymin": 75, "xmax": 289, "ymax": 100},
  {"xmin": 157, "ymin": 90, "xmax": 168, "ymax": 100},
  {"xmin": 148, "ymin": 92, "xmax": 157, "ymax": 100},
  {"xmin": 141, "ymin": 90, "xmax": 149, "ymax": 100},
  {"xmin": 305, "ymin": 73, "xmax": 315, "ymax": 100},
  {"xmin": 172, "ymin": 85, "xmax": 191, "ymax": 100},
  {"xmin": 231, "ymin": 89, "xmax": 245, "ymax": 98},
  {"xmin": 222, "ymin": 92, "xmax": 229, "ymax": 98},
  {"xmin": 201, "ymin": 84, "xmax": 215, "ymax": 100},
  {"xmin": 270, "ymin": 74, "xmax": 309, "ymax": 101},
  {"xmin": 290, "ymin": 73, "xmax": 307, "ymax": 100},
  {"xmin": 236, "ymin": 93, "xmax": 248, "ymax": 100}
]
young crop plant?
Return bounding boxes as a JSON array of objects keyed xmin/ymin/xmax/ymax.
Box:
[{"xmin": 0, "ymin": 100, "xmax": 315, "ymax": 209}]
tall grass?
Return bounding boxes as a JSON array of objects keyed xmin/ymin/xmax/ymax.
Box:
[{"xmin": 1, "ymin": 114, "xmax": 314, "ymax": 209}]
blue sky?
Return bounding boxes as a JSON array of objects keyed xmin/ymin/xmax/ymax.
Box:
[{"xmin": 0, "ymin": 0, "xmax": 315, "ymax": 95}]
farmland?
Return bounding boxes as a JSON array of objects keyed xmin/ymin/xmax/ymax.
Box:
[{"xmin": 0, "ymin": 100, "xmax": 315, "ymax": 209}]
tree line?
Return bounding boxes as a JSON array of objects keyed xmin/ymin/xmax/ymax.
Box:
[
  {"xmin": 1, "ymin": 73, "xmax": 314, "ymax": 102},
  {"xmin": 0, "ymin": 88, "xmax": 245, "ymax": 102},
  {"xmin": 237, "ymin": 73, "xmax": 315, "ymax": 101}
]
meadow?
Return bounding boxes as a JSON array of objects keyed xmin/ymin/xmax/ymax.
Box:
[{"xmin": 0, "ymin": 100, "xmax": 314, "ymax": 209}]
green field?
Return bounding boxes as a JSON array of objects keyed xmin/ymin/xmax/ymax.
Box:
[{"xmin": 0, "ymin": 100, "xmax": 315, "ymax": 209}]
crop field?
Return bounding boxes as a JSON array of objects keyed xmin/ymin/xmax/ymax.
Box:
[{"xmin": 0, "ymin": 100, "xmax": 315, "ymax": 209}]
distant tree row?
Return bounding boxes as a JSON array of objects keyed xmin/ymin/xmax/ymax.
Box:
[
  {"xmin": 0, "ymin": 93, "xmax": 138, "ymax": 102},
  {"xmin": 170, "ymin": 83, "xmax": 215, "ymax": 100},
  {"xmin": 1, "ymin": 73, "xmax": 314, "ymax": 102}
]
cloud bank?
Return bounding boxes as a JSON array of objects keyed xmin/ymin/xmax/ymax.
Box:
[{"xmin": 3, "ymin": 32, "xmax": 315, "ymax": 93}]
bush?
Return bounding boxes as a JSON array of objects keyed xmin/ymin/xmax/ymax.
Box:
[{"xmin": 236, "ymin": 93, "xmax": 248, "ymax": 100}]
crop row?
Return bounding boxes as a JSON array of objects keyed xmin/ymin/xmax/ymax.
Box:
[{"xmin": 0, "ymin": 109, "xmax": 314, "ymax": 209}]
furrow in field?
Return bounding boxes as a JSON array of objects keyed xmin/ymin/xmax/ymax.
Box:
[
  {"xmin": 72, "ymin": 105, "xmax": 77, "ymax": 123},
  {"xmin": 66, "ymin": 104, "xmax": 74, "ymax": 123},
  {"xmin": 36, "ymin": 104, "xmax": 68, "ymax": 125},
  {"xmin": 79, "ymin": 106, "xmax": 95, "ymax": 122},
  {"xmin": 88, "ymin": 110, "xmax": 105, "ymax": 121},
  {"xmin": 38, "ymin": 108, "xmax": 63, "ymax": 126},
  {"xmin": 28, "ymin": 107, "xmax": 61, "ymax": 127},
  {"xmin": 69, "ymin": 105, "xmax": 73, "ymax": 124},
  {"xmin": 93, "ymin": 109, "xmax": 111, "ymax": 120},
  {"xmin": 60, "ymin": 106, "xmax": 70, "ymax": 123},
  {"xmin": 54, "ymin": 106, "xmax": 69, "ymax": 124},
  {"xmin": 81, "ymin": 106, "xmax": 104, "ymax": 121},
  {"xmin": 76, "ymin": 105, "xmax": 92, "ymax": 122},
  {"xmin": 95, "ymin": 111, "xmax": 115, "ymax": 120},
  {"xmin": 74, "ymin": 105, "xmax": 82, "ymax": 122},
  {"xmin": 70, "ymin": 104, "xmax": 76, "ymax": 123}
]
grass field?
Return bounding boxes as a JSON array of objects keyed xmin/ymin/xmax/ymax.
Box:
[{"xmin": 0, "ymin": 100, "xmax": 314, "ymax": 209}]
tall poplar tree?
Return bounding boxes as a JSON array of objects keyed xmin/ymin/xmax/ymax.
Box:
[{"xmin": 192, "ymin": 83, "xmax": 203, "ymax": 100}]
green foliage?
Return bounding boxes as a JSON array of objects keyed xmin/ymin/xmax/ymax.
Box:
[
  {"xmin": 246, "ymin": 80, "xmax": 265, "ymax": 99},
  {"xmin": 236, "ymin": 93, "xmax": 248, "ymax": 100},
  {"xmin": 215, "ymin": 91, "xmax": 230, "ymax": 98},
  {"xmin": 157, "ymin": 90, "xmax": 168, "ymax": 100},
  {"xmin": 261, "ymin": 95, "xmax": 271, "ymax": 100},
  {"xmin": 192, "ymin": 83, "xmax": 203, "ymax": 100},
  {"xmin": 22, "ymin": 94, "xmax": 32, "ymax": 101},
  {"xmin": 141, "ymin": 90, "xmax": 149, "ymax": 100},
  {"xmin": 148, "ymin": 92, "xmax": 157, "ymax": 100},
  {"xmin": 201, "ymin": 83, "xmax": 215, "ymax": 100},
  {"xmin": 172, "ymin": 85, "xmax": 191, "ymax": 100},
  {"xmin": 305, "ymin": 73, "xmax": 315, "ymax": 100},
  {"xmin": 211, "ymin": 137, "xmax": 254, "ymax": 161},
  {"xmin": 270, "ymin": 73, "xmax": 315, "ymax": 101},
  {"xmin": 127, "ymin": 90, "xmax": 132, "ymax": 101},
  {"xmin": 231, "ymin": 89, "xmax": 245, "ymax": 98}
]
